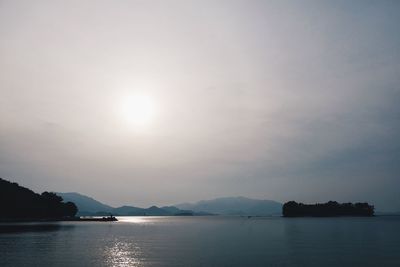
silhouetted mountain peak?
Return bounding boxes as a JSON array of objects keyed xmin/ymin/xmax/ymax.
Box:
[{"xmin": 57, "ymin": 192, "xmax": 113, "ymax": 215}]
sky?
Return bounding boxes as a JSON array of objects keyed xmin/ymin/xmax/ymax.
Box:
[{"xmin": 1, "ymin": 0, "xmax": 399, "ymax": 211}]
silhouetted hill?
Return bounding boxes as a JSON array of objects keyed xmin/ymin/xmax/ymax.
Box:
[
  {"xmin": 0, "ymin": 178, "xmax": 77, "ymax": 220},
  {"xmin": 283, "ymin": 201, "xmax": 374, "ymax": 217},
  {"xmin": 58, "ymin": 192, "xmax": 194, "ymax": 216},
  {"xmin": 112, "ymin": 205, "xmax": 145, "ymax": 215},
  {"xmin": 176, "ymin": 196, "xmax": 282, "ymax": 216},
  {"xmin": 147, "ymin": 206, "xmax": 172, "ymax": 216},
  {"xmin": 112, "ymin": 205, "xmax": 192, "ymax": 216},
  {"xmin": 57, "ymin": 192, "xmax": 113, "ymax": 215},
  {"xmin": 161, "ymin": 206, "xmax": 182, "ymax": 214}
]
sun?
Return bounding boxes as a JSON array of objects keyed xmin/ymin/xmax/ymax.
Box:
[{"xmin": 118, "ymin": 94, "xmax": 156, "ymax": 128}]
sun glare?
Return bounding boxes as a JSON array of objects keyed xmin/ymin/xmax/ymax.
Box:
[{"xmin": 118, "ymin": 94, "xmax": 156, "ymax": 129}]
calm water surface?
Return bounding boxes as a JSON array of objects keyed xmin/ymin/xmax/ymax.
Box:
[{"xmin": 1, "ymin": 216, "xmax": 399, "ymax": 266}]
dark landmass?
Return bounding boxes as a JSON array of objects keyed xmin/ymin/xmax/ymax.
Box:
[
  {"xmin": 1, "ymin": 216, "xmax": 118, "ymax": 223},
  {"xmin": 0, "ymin": 178, "xmax": 78, "ymax": 221},
  {"xmin": 74, "ymin": 215, "xmax": 118, "ymax": 222},
  {"xmin": 176, "ymin": 196, "xmax": 282, "ymax": 216},
  {"xmin": 283, "ymin": 201, "xmax": 374, "ymax": 217}
]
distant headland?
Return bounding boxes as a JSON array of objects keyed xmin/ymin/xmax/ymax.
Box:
[
  {"xmin": 0, "ymin": 178, "xmax": 78, "ymax": 222},
  {"xmin": 283, "ymin": 201, "xmax": 374, "ymax": 217}
]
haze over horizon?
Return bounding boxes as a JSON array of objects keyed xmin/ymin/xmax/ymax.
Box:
[{"xmin": 1, "ymin": 0, "xmax": 399, "ymax": 211}]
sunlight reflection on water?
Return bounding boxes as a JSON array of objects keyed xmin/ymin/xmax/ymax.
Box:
[
  {"xmin": 116, "ymin": 216, "xmax": 151, "ymax": 224},
  {"xmin": 116, "ymin": 216, "xmax": 170, "ymax": 224},
  {"xmin": 104, "ymin": 240, "xmax": 142, "ymax": 267}
]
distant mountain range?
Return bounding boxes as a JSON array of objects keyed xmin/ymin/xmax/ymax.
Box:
[
  {"xmin": 58, "ymin": 193, "xmax": 282, "ymax": 216},
  {"xmin": 57, "ymin": 192, "xmax": 195, "ymax": 216},
  {"xmin": 176, "ymin": 197, "xmax": 282, "ymax": 216},
  {"xmin": 2, "ymin": 177, "xmax": 387, "ymax": 218}
]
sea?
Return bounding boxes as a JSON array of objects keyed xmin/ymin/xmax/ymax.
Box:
[{"xmin": 1, "ymin": 216, "xmax": 399, "ymax": 266}]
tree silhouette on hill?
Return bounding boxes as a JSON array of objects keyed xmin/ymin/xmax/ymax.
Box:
[{"xmin": 0, "ymin": 178, "xmax": 78, "ymax": 220}]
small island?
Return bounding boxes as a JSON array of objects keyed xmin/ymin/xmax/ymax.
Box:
[{"xmin": 282, "ymin": 201, "xmax": 374, "ymax": 217}]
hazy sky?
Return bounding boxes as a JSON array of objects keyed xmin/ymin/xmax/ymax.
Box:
[{"xmin": 1, "ymin": 0, "xmax": 399, "ymax": 211}]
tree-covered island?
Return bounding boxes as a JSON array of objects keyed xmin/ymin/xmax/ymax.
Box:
[{"xmin": 283, "ymin": 201, "xmax": 374, "ymax": 217}]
